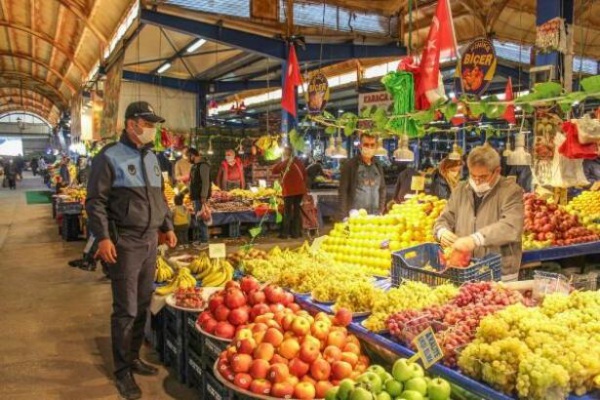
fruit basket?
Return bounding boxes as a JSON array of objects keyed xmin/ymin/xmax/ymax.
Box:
[{"xmin": 392, "ymin": 243, "xmax": 502, "ymax": 287}]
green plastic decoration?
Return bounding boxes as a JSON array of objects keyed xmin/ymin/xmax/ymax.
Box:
[
  {"xmin": 580, "ymin": 76, "xmax": 600, "ymax": 95},
  {"xmin": 338, "ymin": 113, "xmax": 358, "ymax": 137},
  {"xmin": 289, "ymin": 129, "xmax": 306, "ymax": 152},
  {"xmin": 381, "ymin": 71, "xmax": 416, "ymax": 136}
]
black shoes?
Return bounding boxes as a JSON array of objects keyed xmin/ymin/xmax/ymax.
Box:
[
  {"xmin": 115, "ymin": 371, "xmax": 141, "ymax": 400},
  {"xmin": 132, "ymin": 358, "xmax": 159, "ymax": 376}
]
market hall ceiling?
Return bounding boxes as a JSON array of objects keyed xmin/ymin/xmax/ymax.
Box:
[{"xmin": 0, "ymin": 0, "xmax": 134, "ymax": 125}]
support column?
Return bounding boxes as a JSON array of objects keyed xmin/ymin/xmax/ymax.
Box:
[
  {"xmin": 196, "ymin": 82, "xmax": 208, "ymax": 128},
  {"xmin": 535, "ymin": 0, "xmax": 574, "ymax": 90}
]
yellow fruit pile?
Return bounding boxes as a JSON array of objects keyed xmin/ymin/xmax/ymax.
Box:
[
  {"xmin": 188, "ymin": 253, "xmax": 235, "ymax": 287},
  {"xmin": 320, "ymin": 194, "xmax": 446, "ymax": 275},
  {"xmin": 458, "ymin": 291, "xmax": 600, "ymax": 399},
  {"xmin": 566, "ymin": 191, "xmax": 600, "ymax": 233}
]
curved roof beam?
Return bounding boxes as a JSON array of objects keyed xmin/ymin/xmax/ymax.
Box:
[
  {"xmin": 0, "ymin": 96, "xmax": 54, "ymax": 111},
  {"xmin": 0, "ymin": 53, "xmax": 77, "ymax": 93},
  {"xmin": 0, "ymin": 20, "xmax": 87, "ymax": 74},
  {"xmin": 54, "ymin": 0, "xmax": 108, "ymax": 45},
  {"xmin": 0, "ymin": 72, "xmax": 70, "ymax": 106},
  {"xmin": 0, "ymin": 105, "xmax": 54, "ymax": 121},
  {"xmin": 0, "ymin": 83, "xmax": 67, "ymax": 108},
  {"xmin": 0, "ymin": 88, "xmax": 61, "ymax": 110}
]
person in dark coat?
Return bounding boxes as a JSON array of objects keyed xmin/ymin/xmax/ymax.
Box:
[
  {"xmin": 5, "ymin": 159, "xmax": 18, "ymax": 190},
  {"xmin": 431, "ymin": 157, "xmax": 463, "ymax": 200}
]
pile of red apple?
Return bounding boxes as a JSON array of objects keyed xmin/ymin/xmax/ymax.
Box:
[
  {"xmin": 215, "ymin": 308, "xmax": 370, "ymax": 399},
  {"xmin": 523, "ymin": 193, "xmax": 599, "ymax": 246},
  {"xmin": 197, "ymin": 277, "xmax": 299, "ymax": 340}
]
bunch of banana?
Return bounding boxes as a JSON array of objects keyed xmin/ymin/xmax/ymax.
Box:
[
  {"xmin": 155, "ymin": 267, "xmax": 197, "ymax": 296},
  {"xmin": 155, "ymin": 255, "xmax": 174, "ymax": 283},
  {"xmin": 199, "ymin": 259, "xmax": 235, "ymax": 287},
  {"xmin": 189, "ymin": 252, "xmax": 211, "ymax": 275}
]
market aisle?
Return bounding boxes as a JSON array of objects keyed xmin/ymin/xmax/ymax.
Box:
[{"xmin": 0, "ymin": 172, "xmax": 196, "ymax": 400}]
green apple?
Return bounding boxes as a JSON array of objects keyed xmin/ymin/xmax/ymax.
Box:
[
  {"xmin": 404, "ymin": 378, "xmax": 428, "ymax": 396},
  {"xmin": 427, "ymin": 378, "xmax": 451, "ymax": 400},
  {"xmin": 325, "ymin": 387, "xmax": 339, "ymax": 400},
  {"xmin": 356, "ymin": 372, "xmax": 383, "ymax": 394},
  {"xmin": 383, "ymin": 372, "xmax": 394, "ymax": 383},
  {"xmin": 376, "ymin": 392, "xmax": 392, "ymax": 400},
  {"xmin": 367, "ymin": 365, "xmax": 389, "ymax": 384},
  {"xmin": 398, "ymin": 390, "xmax": 424, "ymax": 400},
  {"xmin": 338, "ymin": 379, "xmax": 356, "ymax": 400},
  {"xmin": 384, "ymin": 379, "xmax": 403, "ymax": 397},
  {"xmin": 392, "ymin": 359, "xmax": 425, "ymax": 383},
  {"xmin": 349, "ymin": 387, "xmax": 375, "ymax": 400}
]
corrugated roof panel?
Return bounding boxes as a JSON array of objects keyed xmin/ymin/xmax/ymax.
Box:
[
  {"xmin": 163, "ymin": 0, "xmax": 250, "ymax": 18},
  {"xmin": 574, "ymin": 57, "xmax": 598, "ymax": 75}
]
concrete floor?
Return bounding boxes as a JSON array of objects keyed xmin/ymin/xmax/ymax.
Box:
[{"xmin": 0, "ymin": 172, "xmax": 197, "ymax": 400}]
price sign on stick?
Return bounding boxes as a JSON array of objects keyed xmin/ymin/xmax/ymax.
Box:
[
  {"xmin": 209, "ymin": 243, "xmax": 226, "ymax": 259},
  {"xmin": 411, "ymin": 176, "xmax": 425, "ymax": 192},
  {"xmin": 408, "ymin": 327, "xmax": 444, "ymax": 368}
]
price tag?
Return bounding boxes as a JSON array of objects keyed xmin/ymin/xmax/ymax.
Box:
[
  {"xmin": 208, "ymin": 243, "xmax": 226, "ymax": 259},
  {"xmin": 250, "ymin": 187, "xmax": 259, "ymax": 193},
  {"xmin": 258, "ymin": 179, "xmax": 267, "ymax": 188},
  {"xmin": 411, "ymin": 176, "xmax": 425, "ymax": 192},
  {"xmin": 410, "ymin": 326, "xmax": 444, "ymax": 368}
]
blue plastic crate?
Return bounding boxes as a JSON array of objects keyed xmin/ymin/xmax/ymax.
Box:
[
  {"xmin": 185, "ymin": 312, "xmax": 203, "ymax": 356},
  {"xmin": 392, "ymin": 243, "xmax": 501, "ymax": 287},
  {"xmin": 164, "ymin": 330, "xmax": 187, "ymax": 384},
  {"xmin": 203, "ymin": 369, "xmax": 235, "ymax": 400}
]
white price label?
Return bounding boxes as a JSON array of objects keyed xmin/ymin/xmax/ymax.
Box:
[{"xmin": 209, "ymin": 243, "xmax": 226, "ymax": 259}]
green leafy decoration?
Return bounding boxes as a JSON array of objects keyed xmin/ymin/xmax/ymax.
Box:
[
  {"xmin": 441, "ymin": 102, "xmax": 458, "ymax": 121},
  {"xmin": 533, "ymin": 82, "xmax": 563, "ymax": 99},
  {"xmin": 372, "ymin": 107, "xmax": 388, "ymax": 131},
  {"xmin": 359, "ymin": 106, "xmax": 372, "ymax": 118},
  {"xmin": 469, "ymin": 102, "xmax": 485, "ymax": 117},
  {"xmin": 338, "ymin": 112, "xmax": 358, "ymax": 137},
  {"xmin": 322, "ymin": 110, "xmax": 335, "ymax": 120},
  {"xmin": 324, "ymin": 126, "xmax": 336, "ymax": 135},
  {"xmin": 580, "ymin": 76, "xmax": 600, "ymax": 96},
  {"xmin": 289, "ymin": 129, "xmax": 305, "ymax": 152},
  {"xmin": 411, "ymin": 109, "xmax": 435, "ymax": 125}
]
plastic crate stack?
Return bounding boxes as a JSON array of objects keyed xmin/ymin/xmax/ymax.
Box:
[
  {"xmin": 162, "ymin": 306, "xmax": 187, "ymax": 384},
  {"xmin": 184, "ymin": 311, "xmax": 203, "ymax": 394}
]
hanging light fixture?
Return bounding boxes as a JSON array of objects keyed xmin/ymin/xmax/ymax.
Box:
[
  {"xmin": 507, "ymin": 117, "xmax": 531, "ymax": 166},
  {"xmin": 325, "ymin": 136, "xmax": 337, "ymax": 157},
  {"xmin": 207, "ymin": 137, "xmax": 214, "ymax": 155},
  {"xmin": 237, "ymin": 138, "xmax": 244, "ymax": 155},
  {"xmin": 375, "ymin": 137, "xmax": 388, "ymax": 157},
  {"xmin": 448, "ymin": 143, "xmax": 462, "ymax": 161},
  {"xmin": 393, "ymin": 134, "xmax": 414, "ymax": 162}
]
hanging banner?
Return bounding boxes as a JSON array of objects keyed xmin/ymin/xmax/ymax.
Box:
[
  {"xmin": 70, "ymin": 92, "xmax": 82, "ymax": 138},
  {"xmin": 305, "ymin": 71, "xmax": 329, "ymax": 115},
  {"xmin": 91, "ymin": 90, "xmax": 104, "ymax": 141},
  {"xmin": 100, "ymin": 54, "xmax": 124, "ymax": 138},
  {"xmin": 455, "ymin": 38, "xmax": 497, "ymax": 97},
  {"xmin": 358, "ymin": 91, "xmax": 393, "ymax": 112}
]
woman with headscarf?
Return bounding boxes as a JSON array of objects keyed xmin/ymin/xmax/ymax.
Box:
[{"xmin": 431, "ymin": 157, "xmax": 463, "ymax": 199}]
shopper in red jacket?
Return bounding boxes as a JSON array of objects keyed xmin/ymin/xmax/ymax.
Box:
[
  {"xmin": 272, "ymin": 147, "xmax": 308, "ymax": 239},
  {"xmin": 216, "ymin": 149, "xmax": 245, "ymax": 190}
]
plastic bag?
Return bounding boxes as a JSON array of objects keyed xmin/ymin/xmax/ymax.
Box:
[
  {"xmin": 551, "ymin": 132, "xmax": 590, "ymax": 188},
  {"xmin": 573, "ymin": 115, "xmax": 600, "ymax": 144},
  {"xmin": 558, "ymin": 121, "xmax": 598, "ymax": 159}
]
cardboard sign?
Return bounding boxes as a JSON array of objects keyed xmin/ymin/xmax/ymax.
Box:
[
  {"xmin": 209, "ymin": 243, "xmax": 226, "ymax": 259},
  {"xmin": 455, "ymin": 38, "xmax": 497, "ymax": 97},
  {"xmin": 306, "ymin": 71, "xmax": 330, "ymax": 115},
  {"xmin": 411, "ymin": 176, "xmax": 425, "ymax": 192},
  {"xmin": 358, "ymin": 91, "xmax": 393, "ymax": 111},
  {"xmin": 413, "ymin": 326, "xmax": 444, "ymax": 368}
]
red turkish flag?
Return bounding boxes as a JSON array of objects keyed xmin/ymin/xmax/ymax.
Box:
[
  {"xmin": 281, "ymin": 44, "xmax": 302, "ymax": 117},
  {"xmin": 415, "ymin": 0, "xmax": 457, "ymax": 110},
  {"xmin": 503, "ymin": 77, "xmax": 516, "ymax": 124}
]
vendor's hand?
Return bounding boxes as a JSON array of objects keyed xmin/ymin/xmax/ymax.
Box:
[
  {"xmin": 453, "ymin": 236, "xmax": 476, "ymax": 252},
  {"xmin": 95, "ymin": 239, "xmax": 117, "ymax": 264},
  {"xmin": 440, "ymin": 230, "xmax": 458, "ymax": 248},
  {"xmin": 164, "ymin": 230, "xmax": 177, "ymax": 248}
]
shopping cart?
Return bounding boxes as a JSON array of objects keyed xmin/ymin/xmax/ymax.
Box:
[{"xmin": 301, "ymin": 193, "xmax": 319, "ymax": 239}]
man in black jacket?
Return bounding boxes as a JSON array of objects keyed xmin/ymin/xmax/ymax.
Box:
[
  {"xmin": 86, "ymin": 101, "xmax": 176, "ymax": 400},
  {"xmin": 187, "ymin": 148, "xmax": 211, "ymax": 243},
  {"xmin": 339, "ymin": 133, "xmax": 386, "ymax": 218}
]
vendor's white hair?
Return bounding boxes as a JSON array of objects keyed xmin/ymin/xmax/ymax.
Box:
[{"xmin": 467, "ymin": 145, "xmax": 500, "ymax": 171}]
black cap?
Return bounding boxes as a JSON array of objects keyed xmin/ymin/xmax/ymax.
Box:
[{"xmin": 124, "ymin": 101, "xmax": 165, "ymax": 123}]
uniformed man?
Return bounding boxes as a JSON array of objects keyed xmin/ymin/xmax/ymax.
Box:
[{"xmin": 86, "ymin": 101, "xmax": 177, "ymax": 400}]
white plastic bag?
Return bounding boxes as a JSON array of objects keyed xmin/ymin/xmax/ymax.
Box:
[
  {"xmin": 550, "ymin": 132, "xmax": 589, "ymax": 188},
  {"xmin": 573, "ymin": 115, "xmax": 600, "ymax": 144}
]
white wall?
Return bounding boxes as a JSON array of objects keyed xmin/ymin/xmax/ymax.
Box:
[{"xmin": 118, "ymin": 82, "xmax": 197, "ymax": 132}]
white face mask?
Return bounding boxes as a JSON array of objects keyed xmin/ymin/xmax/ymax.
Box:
[
  {"xmin": 361, "ymin": 148, "xmax": 375, "ymax": 158},
  {"xmin": 137, "ymin": 125, "xmax": 155, "ymax": 144},
  {"xmin": 225, "ymin": 155, "xmax": 235, "ymax": 163},
  {"xmin": 469, "ymin": 177, "xmax": 491, "ymax": 195}
]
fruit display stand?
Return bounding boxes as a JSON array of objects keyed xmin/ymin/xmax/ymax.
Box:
[
  {"xmin": 522, "ymin": 241, "xmax": 600, "ymax": 263},
  {"xmin": 294, "ymin": 294, "xmax": 599, "ymax": 400}
]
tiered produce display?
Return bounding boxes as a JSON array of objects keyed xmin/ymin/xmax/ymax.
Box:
[
  {"xmin": 565, "ymin": 190, "xmax": 600, "ymax": 233},
  {"xmin": 458, "ymin": 290, "xmax": 600, "ymax": 399},
  {"xmin": 320, "ymin": 195, "xmax": 446, "ymax": 276}
]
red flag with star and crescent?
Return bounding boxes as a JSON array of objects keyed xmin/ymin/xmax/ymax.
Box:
[
  {"xmin": 503, "ymin": 77, "xmax": 516, "ymax": 124},
  {"xmin": 281, "ymin": 44, "xmax": 303, "ymax": 117},
  {"xmin": 415, "ymin": 0, "xmax": 457, "ymax": 110}
]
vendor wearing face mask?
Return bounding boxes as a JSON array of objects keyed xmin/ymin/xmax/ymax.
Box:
[
  {"xmin": 431, "ymin": 157, "xmax": 463, "ymax": 200},
  {"xmin": 86, "ymin": 101, "xmax": 177, "ymax": 399},
  {"xmin": 216, "ymin": 149, "xmax": 245, "ymax": 190},
  {"xmin": 434, "ymin": 145, "xmax": 524, "ymax": 282},
  {"xmin": 339, "ymin": 133, "xmax": 386, "ymax": 217}
]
